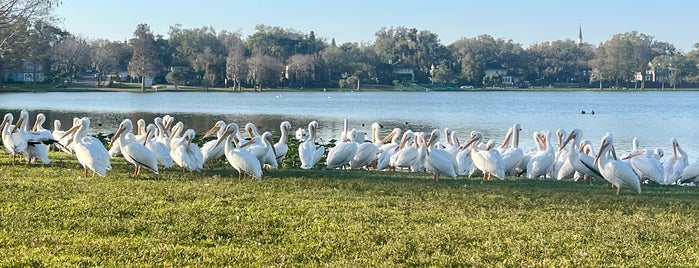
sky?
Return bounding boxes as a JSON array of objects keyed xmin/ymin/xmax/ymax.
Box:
[{"xmin": 55, "ymin": 0, "xmax": 698, "ymax": 52}]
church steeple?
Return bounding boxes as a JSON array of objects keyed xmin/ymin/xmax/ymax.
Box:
[{"xmin": 577, "ymin": 24, "xmax": 583, "ymax": 46}]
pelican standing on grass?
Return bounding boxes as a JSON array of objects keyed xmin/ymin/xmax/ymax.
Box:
[
  {"xmin": 390, "ymin": 130, "xmax": 418, "ymax": 172},
  {"xmin": 466, "ymin": 131, "xmax": 505, "ymax": 181},
  {"xmin": 16, "ymin": 110, "xmax": 53, "ymax": 164},
  {"xmin": 662, "ymin": 138, "xmax": 688, "ymax": 185},
  {"xmin": 215, "ymin": 123, "xmax": 262, "ymax": 180},
  {"xmin": 420, "ymin": 130, "xmax": 457, "ymax": 181},
  {"xmin": 299, "ymin": 121, "xmax": 325, "ymax": 169},
  {"xmin": 592, "ymin": 133, "xmax": 641, "ymax": 195},
  {"xmin": 111, "ymin": 119, "xmax": 158, "ymax": 176},
  {"xmin": 144, "ymin": 123, "xmax": 174, "ymax": 169},
  {"xmin": 1, "ymin": 113, "xmax": 26, "ymax": 162},
  {"xmin": 62, "ymin": 117, "xmax": 112, "ymax": 177},
  {"xmin": 274, "ymin": 121, "xmax": 292, "ymax": 167},
  {"xmin": 201, "ymin": 120, "xmax": 227, "ymax": 163},
  {"xmin": 326, "ymin": 129, "xmax": 357, "ymax": 170}
]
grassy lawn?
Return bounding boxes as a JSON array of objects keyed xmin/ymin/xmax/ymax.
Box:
[{"xmin": 1, "ymin": 152, "xmax": 699, "ymax": 266}]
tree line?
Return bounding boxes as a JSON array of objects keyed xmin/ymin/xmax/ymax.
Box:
[{"xmin": 3, "ymin": 1, "xmax": 699, "ymax": 91}]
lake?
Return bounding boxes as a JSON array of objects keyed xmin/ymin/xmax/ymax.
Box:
[{"xmin": 1, "ymin": 90, "xmax": 697, "ymax": 158}]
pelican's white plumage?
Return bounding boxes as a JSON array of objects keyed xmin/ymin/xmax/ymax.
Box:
[
  {"xmin": 624, "ymin": 149, "xmax": 664, "ymax": 184},
  {"xmin": 145, "ymin": 123, "xmax": 174, "ymax": 169},
  {"xmin": 170, "ymin": 122, "xmax": 203, "ymax": 172},
  {"xmin": 390, "ymin": 130, "xmax": 418, "ymax": 172},
  {"xmin": 63, "ymin": 117, "xmax": 112, "ymax": 177},
  {"xmin": 16, "ymin": 110, "xmax": 52, "ymax": 164},
  {"xmin": 527, "ymin": 131, "xmax": 555, "ymax": 179},
  {"xmin": 274, "ymin": 121, "xmax": 292, "ymax": 167},
  {"xmin": 594, "ymin": 133, "xmax": 641, "ymax": 194},
  {"xmin": 662, "ymin": 138, "xmax": 688, "ymax": 185},
  {"xmin": 375, "ymin": 127, "xmax": 401, "ymax": 171},
  {"xmin": 679, "ymin": 158, "xmax": 699, "ymax": 184},
  {"xmin": 111, "ymin": 119, "xmax": 158, "ymax": 176},
  {"xmin": 200, "ymin": 120, "xmax": 227, "ymax": 163},
  {"xmin": 326, "ymin": 129, "xmax": 358, "ymax": 170},
  {"xmin": 420, "ymin": 130, "xmax": 457, "ymax": 181},
  {"xmin": 350, "ymin": 131, "xmax": 379, "ymax": 170},
  {"xmin": 216, "ymin": 123, "xmax": 262, "ymax": 180},
  {"xmin": 1, "ymin": 113, "xmax": 26, "ymax": 161},
  {"xmin": 299, "ymin": 121, "xmax": 325, "ymax": 169},
  {"xmin": 500, "ymin": 124, "xmax": 524, "ymax": 176},
  {"xmin": 467, "ymin": 131, "xmax": 505, "ymax": 180}
]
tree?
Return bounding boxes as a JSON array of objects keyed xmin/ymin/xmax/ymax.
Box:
[
  {"xmin": 91, "ymin": 39, "xmax": 119, "ymax": 87},
  {"xmin": 449, "ymin": 35, "xmax": 524, "ymax": 86},
  {"xmin": 430, "ymin": 60, "xmax": 456, "ymax": 83},
  {"xmin": 286, "ymin": 54, "xmax": 315, "ymax": 87},
  {"xmin": 51, "ymin": 35, "xmax": 90, "ymax": 82},
  {"xmin": 220, "ymin": 30, "xmax": 247, "ymax": 90},
  {"xmin": 128, "ymin": 24, "xmax": 162, "ymax": 91},
  {"xmin": 165, "ymin": 68, "xmax": 186, "ymax": 90},
  {"xmin": 0, "ymin": 0, "xmax": 60, "ymax": 87},
  {"xmin": 247, "ymin": 51, "xmax": 282, "ymax": 91}
]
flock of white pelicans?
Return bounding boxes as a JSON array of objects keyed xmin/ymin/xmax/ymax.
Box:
[{"xmin": 2, "ymin": 109, "xmax": 699, "ymax": 195}]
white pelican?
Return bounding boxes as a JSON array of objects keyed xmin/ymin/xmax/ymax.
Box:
[
  {"xmin": 215, "ymin": 123, "xmax": 262, "ymax": 180},
  {"xmin": 662, "ymin": 138, "xmax": 688, "ymax": 185},
  {"xmin": 1, "ymin": 113, "xmax": 26, "ymax": 162},
  {"xmin": 274, "ymin": 121, "xmax": 292, "ymax": 167},
  {"xmin": 558, "ymin": 130, "xmax": 603, "ymax": 183},
  {"xmin": 420, "ymin": 130, "xmax": 457, "ymax": 181},
  {"xmin": 144, "ymin": 123, "xmax": 174, "ymax": 169},
  {"xmin": 242, "ymin": 131, "xmax": 278, "ymax": 169},
  {"xmin": 499, "ymin": 124, "xmax": 524, "ymax": 176},
  {"xmin": 466, "ymin": 131, "xmax": 505, "ymax": 181},
  {"xmin": 153, "ymin": 117, "xmax": 171, "ymax": 148},
  {"xmin": 527, "ymin": 131, "xmax": 555, "ymax": 179},
  {"xmin": 326, "ymin": 129, "xmax": 357, "ymax": 170},
  {"xmin": 201, "ymin": 120, "xmax": 227, "ymax": 163},
  {"xmin": 678, "ymin": 158, "xmax": 699, "ymax": 184},
  {"xmin": 15, "ymin": 110, "xmax": 53, "ymax": 164},
  {"xmin": 111, "ymin": 119, "xmax": 158, "ymax": 176},
  {"xmin": 390, "ymin": 130, "xmax": 418, "ymax": 172},
  {"xmin": 623, "ymin": 149, "xmax": 664, "ymax": 184},
  {"xmin": 62, "ymin": 117, "xmax": 112, "ymax": 177},
  {"xmin": 171, "ymin": 127, "xmax": 204, "ymax": 172},
  {"xmin": 375, "ymin": 127, "xmax": 402, "ymax": 171},
  {"xmin": 51, "ymin": 119, "xmax": 74, "ymax": 153},
  {"xmin": 350, "ymin": 131, "xmax": 379, "ymax": 170},
  {"xmin": 109, "ymin": 119, "xmax": 137, "ymax": 158},
  {"xmin": 593, "ymin": 133, "xmax": 641, "ymax": 195},
  {"xmin": 299, "ymin": 121, "xmax": 325, "ymax": 169}
]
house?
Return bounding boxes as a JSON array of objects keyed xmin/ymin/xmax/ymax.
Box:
[
  {"xmin": 2, "ymin": 60, "xmax": 45, "ymax": 83},
  {"xmin": 393, "ymin": 67, "xmax": 415, "ymax": 83},
  {"xmin": 484, "ymin": 69, "xmax": 519, "ymax": 87}
]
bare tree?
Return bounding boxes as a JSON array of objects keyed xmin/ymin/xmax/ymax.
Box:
[
  {"xmin": 220, "ymin": 31, "xmax": 247, "ymax": 91},
  {"xmin": 286, "ymin": 53, "xmax": 315, "ymax": 87},
  {"xmin": 247, "ymin": 51, "xmax": 282, "ymax": 91},
  {"xmin": 51, "ymin": 36, "xmax": 91, "ymax": 82},
  {"xmin": 91, "ymin": 39, "xmax": 118, "ymax": 87}
]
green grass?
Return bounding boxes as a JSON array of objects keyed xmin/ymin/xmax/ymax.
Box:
[{"xmin": 1, "ymin": 152, "xmax": 699, "ymax": 266}]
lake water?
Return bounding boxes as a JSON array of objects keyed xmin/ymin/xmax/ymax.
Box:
[{"xmin": 1, "ymin": 90, "xmax": 697, "ymax": 158}]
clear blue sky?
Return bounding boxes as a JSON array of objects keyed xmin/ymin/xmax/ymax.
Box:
[{"xmin": 56, "ymin": 0, "xmax": 698, "ymax": 51}]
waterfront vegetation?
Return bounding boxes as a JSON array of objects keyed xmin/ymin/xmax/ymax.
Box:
[{"xmin": 1, "ymin": 151, "xmax": 699, "ymax": 266}]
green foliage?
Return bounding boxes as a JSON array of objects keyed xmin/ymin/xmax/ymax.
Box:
[{"xmin": 1, "ymin": 152, "xmax": 699, "ymax": 266}]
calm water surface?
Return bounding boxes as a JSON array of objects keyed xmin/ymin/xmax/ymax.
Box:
[{"xmin": 1, "ymin": 90, "xmax": 697, "ymax": 157}]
